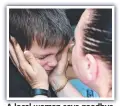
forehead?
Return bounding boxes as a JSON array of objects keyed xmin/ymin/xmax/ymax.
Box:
[
  {"xmin": 74, "ymin": 17, "xmax": 84, "ymax": 44},
  {"xmin": 75, "ymin": 9, "xmax": 93, "ymax": 42},
  {"xmin": 29, "ymin": 40, "xmax": 60, "ymax": 56}
]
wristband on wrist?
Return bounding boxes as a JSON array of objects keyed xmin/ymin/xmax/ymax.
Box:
[
  {"xmin": 31, "ymin": 89, "xmax": 49, "ymax": 97},
  {"xmin": 55, "ymin": 79, "xmax": 68, "ymax": 93}
]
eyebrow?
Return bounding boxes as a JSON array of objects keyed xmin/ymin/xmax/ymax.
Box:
[
  {"xmin": 33, "ymin": 47, "xmax": 62, "ymax": 58},
  {"xmin": 33, "ymin": 53, "xmax": 52, "ymax": 58}
]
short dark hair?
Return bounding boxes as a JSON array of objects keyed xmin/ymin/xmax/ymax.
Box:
[
  {"xmin": 82, "ymin": 9, "xmax": 112, "ymax": 69},
  {"xmin": 9, "ymin": 9, "xmax": 72, "ymax": 50}
]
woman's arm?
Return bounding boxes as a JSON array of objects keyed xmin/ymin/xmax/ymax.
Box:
[
  {"xmin": 49, "ymin": 44, "xmax": 83, "ymax": 97},
  {"xmin": 50, "ymin": 77, "xmax": 83, "ymax": 97}
]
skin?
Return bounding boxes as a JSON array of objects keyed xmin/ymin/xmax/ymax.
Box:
[
  {"xmin": 9, "ymin": 37, "xmax": 49, "ymax": 90},
  {"xmin": 9, "ymin": 9, "xmax": 112, "ymax": 98},
  {"xmin": 72, "ymin": 10, "xmax": 90, "ymax": 83},
  {"xmin": 49, "ymin": 9, "xmax": 112, "ymax": 97},
  {"xmin": 72, "ymin": 9, "xmax": 112, "ymax": 97},
  {"xmin": 29, "ymin": 40, "xmax": 61, "ymax": 75},
  {"xmin": 9, "ymin": 36, "xmax": 70, "ymax": 90}
]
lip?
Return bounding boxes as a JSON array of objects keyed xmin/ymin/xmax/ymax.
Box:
[
  {"xmin": 44, "ymin": 66, "xmax": 55, "ymax": 74},
  {"xmin": 45, "ymin": 68, "xmax": 54, "ymax": 73},
  {"xmin": 46, "ymin": 70, "xmax": 53, "ymax": 74},
  {"xmin": 45, "ymin": 65, "xmax": 54, "ymax": 70},
  {"xmin": 46, "ymin": 69, "xmax": 52, "ymax": 72}
]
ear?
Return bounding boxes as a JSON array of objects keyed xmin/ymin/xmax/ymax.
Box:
[{"xmin": 85, "ymin": 54, "xmax": 98, "ymax": 82}]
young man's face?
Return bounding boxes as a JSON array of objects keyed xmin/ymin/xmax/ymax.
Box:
[{"xmin": 28, "ymin": 40, "xmax": 62, "ymax": 75}]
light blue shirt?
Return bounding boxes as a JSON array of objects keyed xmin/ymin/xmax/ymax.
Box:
[{"xmin": 70, "ymin": 79, "xmax": 99, "ymax": 97}]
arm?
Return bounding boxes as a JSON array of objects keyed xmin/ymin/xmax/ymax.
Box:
[
  {"xmin": 57, "ymin": 82, "xmax": 82, "ymax": 97},
  {"xmin": 50, "ymin": 77, "xmax": 82, "ymax": 97}
]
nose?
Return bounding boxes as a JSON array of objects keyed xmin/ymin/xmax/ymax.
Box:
[{"xmin": 48, "ymin": 57, "xmax": 58, "ymax": 68}]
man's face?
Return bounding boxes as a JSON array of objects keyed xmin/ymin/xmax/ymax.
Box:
[{"xmin": 28, "ymin": 40, "xmax": 62, "ymax": 74}]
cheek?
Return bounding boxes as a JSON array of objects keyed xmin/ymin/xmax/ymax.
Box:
[
  {"xmin": 72, "ymin": 46, "xmax": 78, "ymax": 66},
  {"xmin": 72, "ymin": 46, "xmax": 85, "ymax": 81},
  {"xmin": 36, "ymin": 59, "xmax": 48, "ymax": 68},
  {"xmin": 72, "ymin": 46, "xmax": 79, "ymax": 73}
]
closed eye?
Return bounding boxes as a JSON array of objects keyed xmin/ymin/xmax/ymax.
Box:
[
  {"xmin": 34, "ymin": 53, "xmax": 52, "ymax": 60},
  {"xmin": 38, "ymin": 56, "xmax": 46, "ymax": 59},
  {"xmin": 34, "ymin": 56, "xmax": 46, "ymax": 60}
]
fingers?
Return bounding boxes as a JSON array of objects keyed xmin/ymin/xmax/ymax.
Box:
[
  {"xmin": 24, "ymin": 51, "xmax": 41, "ymax": 67},
  {"xmin": 24, "ymin": 51, "xmax": 37, "ymax": 65},
  {"xmin": 9, "ymin": 41, "xmax": 19, "ymax": 68},
  {"xmin": 10, "ymin": 40, "xmax": 26, "ymax": 76},
  {"xmin": 9, "ymin": 41, "xmax": 26, "ymax": 76},
  {"xmin": 56, "ymin": 45, "xmax": 69, "ymax": 74},
  {"xmin": 10, "ymin": 36, "xmax": 34, "ymax": 75},
  {"xmin": 69, "ymin": 43, "xmax": 74, "ymax": 53},
  {"xmin": 59, "ymin": 44, "xmax": 69, "ymax": 65},
  {"xmin": 10, "ymin": 36, "xmax": 27, "ymax": 65},
  {"xmin": 24, "ymin": 51, "xmax": 45, "ymax": 72},
  {"xmin": 10, "ymin": 37, "xmax": 48, "ymax": 88},
  {"xmin": 68, "ymin": 43, "xmax": 74, "ymax": 66}
]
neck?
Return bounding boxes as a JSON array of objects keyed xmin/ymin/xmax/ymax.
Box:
[
  {"xmin": 95, "ymin": 60, "xmax": 112, "ymax": 97},
  {"xmin": 98, "ymin": 84, "xmax": 112, "ymax": 97},
  {"xmin": 89, "ymin": 63, "xmax": 112, "ymax": 97},
  {"xmin": 92, "ymin": 72, "xmax": 112, "ymax": 97},
  {"xmin": 89, "ymin": 80, "xmax": 112, "ymax": 97}
]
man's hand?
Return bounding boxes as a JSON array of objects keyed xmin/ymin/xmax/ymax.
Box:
[{"xmin": 9, "ymin": 36, "xmax": 49, "ymax": 90}]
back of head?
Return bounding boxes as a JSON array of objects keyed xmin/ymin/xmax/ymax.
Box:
[
  {"xmin": 82, "ymin": 9, "xmax": 112, "ymax": 69},
  {"xmin": 9, "ymin": 9, "xmax": 72, "ymax": 50}
]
